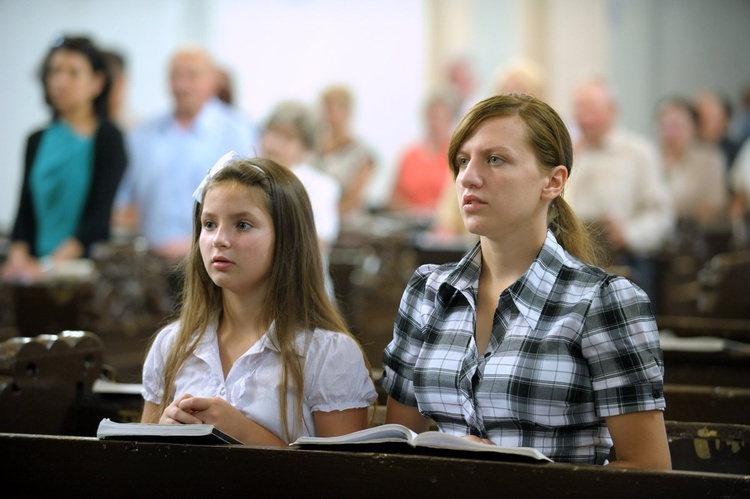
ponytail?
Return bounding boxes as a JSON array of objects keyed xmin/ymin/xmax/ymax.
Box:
[{"xmin": 549, "ymin": 197, "xmax": 606, "ymax": 267}]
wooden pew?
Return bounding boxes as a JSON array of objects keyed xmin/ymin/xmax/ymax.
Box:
[
  {"xmin": 0, "ymin": 330, "xmax": 103, "ymax": 436},
  {"xmin": 664, "ymin": 421, "xmax": 750, "ymax": 475},
  {"xmin": 658, "ymin": 315, "xmax": 750, "ymax": 343},
  {"xmin": 0, "ymin": 432, "xmax": 747, "ymax": 498},
  {"xmin": 664, "ymin": 384, "xmax": 750, "ymax": 425},
  {"xmin": 662, "ymin": 348, "xmax": 750, "ymax": 387}
]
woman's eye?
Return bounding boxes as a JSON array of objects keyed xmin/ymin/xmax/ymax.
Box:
[
  {"xmin": 489, "ymin": 155, "xmax": 504, "ymax": 165},
  {"xmin": 456, "ymin": 157, "xmax": 469, "ymax": 168}
]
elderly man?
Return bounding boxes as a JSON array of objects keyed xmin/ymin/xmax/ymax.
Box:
[
  {"xmin": 114, "ymin": 46, "xmax": 257, "ymax": 263},
  {"xmin": 564, "ymin": 76, "xmax": 675, "ymax": 310}
]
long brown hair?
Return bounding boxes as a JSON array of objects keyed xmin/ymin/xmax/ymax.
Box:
[
  {"xmin": 448, "ymin": 93, "xmax": 603, "ymax": 266},
  {"xmin": 151, "ymin": 157, "xmax": 366, "ymax": 440}
]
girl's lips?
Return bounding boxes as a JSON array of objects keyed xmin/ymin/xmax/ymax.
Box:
[{"xmin": 211, "ymin": 255, "xmax": 233, "ymax": 269}]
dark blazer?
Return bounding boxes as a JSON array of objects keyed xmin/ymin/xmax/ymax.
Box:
[{"xmin": 10, "ymin": 120, "xmax": 128, "ymax": 257}]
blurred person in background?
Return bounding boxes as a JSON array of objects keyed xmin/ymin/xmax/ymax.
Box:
[
  {"xmin": 313, "ymin": 84, "xmax": 376, "ymax": 216},
  {"xmin": 656, "ymin": 96, "xmax": 728, "ymax": 227},
  {"xmin": 2, "ymin": 35, "xmax": 127, "ymax": 284},
  {"xmin": 564, "ymin": 76, "xmax": 674, "ymax": 310},
  {"xmin": 693, "ymin": 89, "xmax": 741, "ymax": 183},
  {"xmin": 387, "ymin": 88, "xmax": 459, "ymax": 222},
  {"xmin": 113, "ymin": 45, "xmax": 257, "ymax": 265}
]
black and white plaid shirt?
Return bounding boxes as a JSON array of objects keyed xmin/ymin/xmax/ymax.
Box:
[{"xmin": 382, "ymin": 230, "xmax": 666, "ymax": 464}]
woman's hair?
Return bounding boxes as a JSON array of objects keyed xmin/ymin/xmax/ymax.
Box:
[
  {"xmin": 321, "ymin": 84, "xmax": 353, "ymax": 110},
  {"xmin": 655, "ymin": 95, "xmax": 700, "ymax": 128},
  {"xmin": 263, "ymin": 100, "xmax": 317, "ymax": 149},
  {"xmin": 154, "ymin": 157, "xmax": 365, "ymax": 440},
  {"xmin": 448, "ymin": 93, "xmax": 603, "ymax": 266},
  {"xmin": 38, "ymin": 35, "xmax": 112, "ymax": 121}
]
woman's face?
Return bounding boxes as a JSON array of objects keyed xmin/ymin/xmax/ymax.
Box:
[
  {"xmin": 199, "ymin": 182, "xmax": 275, "ymax": 297},
  {"xmin": 454, "ymin": 115, "xmax": 562, "ymax": 237},
  {"xmin": 658, "ymin": 103, "xmax": 695, "ymax": 151},
  {"xmin": 260, "ymin": 124, "xmax": 307, "ymax": 169},
  {"xmin": 46, "ymin": 49, "xmax": 103, "ymax": 116}
]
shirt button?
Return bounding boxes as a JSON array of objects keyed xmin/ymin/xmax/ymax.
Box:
[
  {"xmin": 652, "ymin": 390, "xmax": 662, "ymax": 398},
  {"xmin": 220, "ymin": 387, "xmax": 226, "ymax": 396}
]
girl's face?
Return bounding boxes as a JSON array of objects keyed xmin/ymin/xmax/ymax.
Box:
[
  {"xmin": 199, "ymin": 182, "xmax": 275, "ymax": 296},
  {"xmin": 454, "ymin": 115, "xmax": 563, "ymax": 237},
  {"xmin": 46, "ymin": 49, "xmax": 104, "ymax": 116}
]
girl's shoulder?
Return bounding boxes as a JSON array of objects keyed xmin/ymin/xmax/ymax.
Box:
[{"xmin": 299, "ymin": 328, "xmax": 364, "ymax": 360}]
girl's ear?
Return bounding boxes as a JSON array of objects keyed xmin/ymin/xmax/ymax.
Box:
[{"xmin": 542, "ymin": 165, "xmax": 567, "ymax": 201}]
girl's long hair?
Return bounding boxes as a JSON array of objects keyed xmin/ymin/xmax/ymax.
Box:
[{"xmin": 150, "ymin": 157, "xmax": 368, "ymax": 441}]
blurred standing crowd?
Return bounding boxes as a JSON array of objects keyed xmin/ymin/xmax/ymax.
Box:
[{"xmin": 3, "ymin": 34, "xmax": 750, "ymax": 314}]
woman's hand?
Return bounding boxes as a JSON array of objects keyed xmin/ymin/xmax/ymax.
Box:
[
  {"xmin": 2, "ymin": 245, "xmax": 44, "ymax": 283},
  {"xmin": 460, "ymin": 435, "xmax": 495, "ymax": 445}
]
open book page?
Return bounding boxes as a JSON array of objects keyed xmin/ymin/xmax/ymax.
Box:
[
  {"xmin": 291, "ymin": 423, "xmax": 418, "ymax": 446},
  {"xmin": 96, "ymin": 418, "xmax": 242, "ymax": 445},
  {"xmin": 291, "ymin": 423, "xmax": 551, "ymax": 462},
  {"xmin": 409, "ymin": 431, "xmax": 550, "ymax": 461}
]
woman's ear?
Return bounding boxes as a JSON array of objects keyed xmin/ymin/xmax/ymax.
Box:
[
  {"xmin": 542, "ymin": 165, "xmax": 568, "ymax": 200},
  {"xmin": 90, "ymin": 71, "xmax": 106, "ymax": 100}
]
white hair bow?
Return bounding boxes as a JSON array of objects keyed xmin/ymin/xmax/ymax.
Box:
[{"xmin": 192, "ymin": 150, "xmax": 240, "ymax": 203}]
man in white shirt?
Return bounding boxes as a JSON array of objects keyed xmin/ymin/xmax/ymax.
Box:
[
  {"xmin": 564, "ymin": 76, "xmax": 675, "ymax": 309},
  {"xmin": 114, "ymin": 46, "xmax": 257, "ymax": 264}
]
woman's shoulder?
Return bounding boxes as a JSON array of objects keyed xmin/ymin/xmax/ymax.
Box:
[
  {"xmin": 569, "ymin": 260, "xmax": 651, "ymax": 303},
  {"xmin": 96, "ymin": 120, "xmax": 125, "ymax": 138}
]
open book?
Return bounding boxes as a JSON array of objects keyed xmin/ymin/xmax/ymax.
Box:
[
  {"xmin": 96, "ymin": 418, "xmax": 242, "ymax": 445},
  {"xmin": 290, "ymin": 423, "xmax": 551, "ymax": 462}
]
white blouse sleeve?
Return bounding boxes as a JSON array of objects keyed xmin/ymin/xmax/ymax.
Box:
[{"xmin": 303, "ymin": 330, "xmax": 377, "ymax": 413}]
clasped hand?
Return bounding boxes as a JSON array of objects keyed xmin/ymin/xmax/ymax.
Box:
[{"xmin": 159, "ymin": 393, "xmax": 233, "ymax": 426}]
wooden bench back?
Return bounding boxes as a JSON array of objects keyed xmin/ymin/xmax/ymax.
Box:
[{"xmin": 0, "ymin": 330, "xmax": 103, "ymax": 435}]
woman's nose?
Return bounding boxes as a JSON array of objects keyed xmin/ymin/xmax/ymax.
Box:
[{"xmin": 458, "ymin": 160, "xmax": 480, "ymax": 188}]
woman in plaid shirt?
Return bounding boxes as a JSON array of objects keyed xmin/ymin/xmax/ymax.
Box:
[{"xmin": 381, "ymin": 94, "xmax": 672, "ymax": 469}]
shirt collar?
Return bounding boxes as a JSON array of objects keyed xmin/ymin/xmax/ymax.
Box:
[
  {"xmin": 193, "ymin": 319, "xmax": 312, "ymax": 357},
  {"xmin": 165, "ymin": 97, "xmax": 225, "ymax": 135},
  {"xmin": 443, "ymin": 229, "xmax": 566, "ymax": 330}
]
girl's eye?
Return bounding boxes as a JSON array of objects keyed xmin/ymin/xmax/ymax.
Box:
[
  {"xmin": 237, "ymin": 221, "xmax": 251, "ymax": 230},
  {"xmin": 489, "ymin": 155, "xmax": 504, "ymax": 165},
  {"xmin": 202, "ymin": 220, "xmax": 215, "ymax": 230},
  {"xmin": 456, "ymin": 157, "xmax": 469, "ymax": 169}
]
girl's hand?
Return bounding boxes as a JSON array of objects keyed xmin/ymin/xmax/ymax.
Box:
[{"xmin": 159, "ymin": 393, "xmax": 202, "ymax": 424}]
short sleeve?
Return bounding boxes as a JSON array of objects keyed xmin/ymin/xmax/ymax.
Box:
[
  {"xmin": 380, "ymin": 266, "xmax": 431, "ymax": 407},
  {"xmin": 141, "ymin": 323, "xmax": 179, "ymax": 404},
  {"xmin": 303, "ymin": 331, "xmax": 377, "ymax": 413},
  {"xmin": 581, "ymin": 277, "xmax": 666, "ymax": 417}
]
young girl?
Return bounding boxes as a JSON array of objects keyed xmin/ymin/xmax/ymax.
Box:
[
  {"xmin": 381, "ymin": 94, "xmax": 672, "ymax": 469},
  {"xmin": 140, "ymin": 153, "xmax": 377, "ymax": 445}
]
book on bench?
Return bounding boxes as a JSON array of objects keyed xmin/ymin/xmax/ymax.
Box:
[
  {"xmin": 96, "ymin": 418, "xmax": 243, "ymax": 445},
  {"xmin": 290, "ymin": 423, "xmax": 552, "ymax": 462}
]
